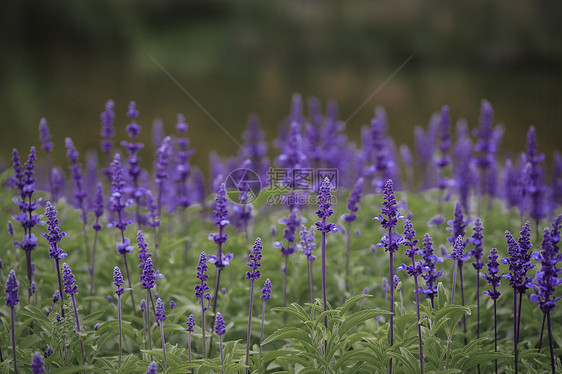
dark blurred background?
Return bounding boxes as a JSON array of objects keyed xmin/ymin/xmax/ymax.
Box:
[{"xmin": 1, "ymin": 0, "xmax": 561, "ymax": 172}]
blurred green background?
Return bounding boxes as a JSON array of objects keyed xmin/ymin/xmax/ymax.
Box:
[{"xmin": 1, "ymin": 0, "xmax": 561, "ymax": 171}]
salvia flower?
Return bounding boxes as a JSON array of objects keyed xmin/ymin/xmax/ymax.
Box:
[
  {"xmin": 471, "ymin": 218, "xmax": 485, "ymax": 271},
  {"xmin": 155, "ymin": 297, "xmax": 166, "ymax": 321},
  {"xmin": 397, "ymin": 219, "xmax": 426, "ymax": 277},
  {"xmin": 524, "ymin": 126, "xmax": 547, "ymax": 223},
  {"xmin": 44, "ymin": 346, "xmax": 52, "ymax": 358},
  {"xmin": 342, "ymin": 177, "xmax": 364, "ymax": 223},
  {"xmin": 299, "ymin": 224, "xmax": 317, "ymax": 262},
  {"xmin": 114, "ymin": 266, "xmax": 124, "ymax": 295},
  {"xmin": 186, "ymin": 314, "xmax": 195, "ymax": 332},
  {"xmin": 170, "ymin": 300, "xmax": 176, "ymax": 310},
  {"xmin": 39, "ymin": 118, "xmax": 53, "ymax": 152},
  {"xmin": 530, "ymin": 228, "xmax": 562, "ymax": 312},
  {"xmin": 100, "ymin": 100, "xmax": 116, "ymax": 153},
  {"xmin": 117, "ymin": 238, "xmax": 133, "ymax": 255},
  {"xmin": 274, "ymin": 208, "xmax": 303, "ymax": 255},
  {"xmin": 452, "ymin": 235, "xmax": 467, "ymax": 262},
  {"xmin": 246, "ymin": 237, "xmax": 263, "ymax": 280},
  {"xmin": 137, "ymin": 230, "xmax": 151, "ymax": 269},
  {"xmin": 481, "ymin": 247, "xmax": 502, "ymax": 301},
  {"xmin": 141, "ymin": 257, "xmax": 155, "ymax": 290},
  {"xmin": 209, "ymin": 183, "xmax": 229, "ymax": 245},
  {"xmin": 5, "ymin": 270, "xmax": 19, "ymax": 307},
  {"xmin": 62, "ymin": 263, "xmax": 78, "ymax": 295},
  {"xmin": 139, "ymin": 299, "xmax": 146, "ymax": 311},
  {"xmin": 42, "ymin": 201, "xmax": 68, "ymax": 259},
  {"xmin": 31, "ymin": 352, "xmax": 45, "ymax": 374},
  {"xmin": 92, "ymin": 183, "xmax": 104, "ymax": 232},
  {"xmin": 146, "ymin": 361, "xmax": 158, "ymax": 374},
  {"xmin": 420, "ymin": 233, "xmax": 443, "ymax": 302},
  {"xmin": 108, "ymin": 154, "xmax": 132, "ymax": 232},
  {"xmin": 447, "ymin": 202, "xmax": 469, "ymax": 246},
  {"xmin": 52, "ymin": 289, "xmax": 60, "ymax": 304},
  {"xmin": 195, "ymin": 252, "xmax": 211, "ymax": 305},
  {"xmin": 315, "ymin": 177, "xmax": 338, "ymax": 233},
  {"xmin": 374, "ymin": 179, "xmax": 404, "ymax": 253},
  {"xmin": 215, "ymin": 312, "xmax": 226, "ymax": 336},
  {"xmin": 261, "ymin": 278, "xmax": 272, "ymax": 300}
]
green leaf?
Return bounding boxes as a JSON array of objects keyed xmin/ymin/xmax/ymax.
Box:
[
  {"xmin": 339, "ymin": 309, "xmax": 390, "ymax": 336},
  {"xmin": 339, "ymin": 293, "xmax": 373, "ymax": 315},
  {"xmin": 458, "ymin": 351, "xmax": 512, "ymax": 371},
  {"xmin": 262, "ymin": 327, "xmax": 312, "ymax": 345}
]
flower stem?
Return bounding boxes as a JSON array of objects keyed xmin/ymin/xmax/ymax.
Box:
[
  {"xmin": 345, "ymin": 222, "xmax": 351, "ymax": 293},
  {"xmin": 459, "ymin": 264, "xmax": 467, "ymax": 345},
  {"xmin": 321, "ymin": 218, "xmax": 328, "ymax": 353},
  {"xmin": 188, "ymin": 332, "xmax": 192, "ymax": 363},
  {"xmin": 547, "ymin": 312, "xmax": 555, "ymax": 374},
  {"xmin": 513, "ymin": 291, "xmax": 518, "ymax": 373},
  {"xmin": 88, "ymin": 229, "xmax": 99, "ymax": 313},
  {"xmin": 10, "ymin": 307, "xmax": 17, "ymax": 374},
  {"xmin": 538, "ymin": 313, "xmax": 546, "ymax": 353},
  {"xmin": 493, "ymin": 300, "xmax": 498, "ymax": 374},
  {"xmin": 307, "ymin": 260, "xmax": 314, "ymax": 305},
  {"xmin": 445, "ymin": 258, "xmax": 459, "ymax": 370},
  {"xmin": 388, "ymin": 227, "xmax": 394, "ymax": 374},
  {"xmin": 219, "ymin": 335, "xmax": 224, "ymax": 374},
  {"xmin": 71, "ymin": 294, "xmax": 86, "ymax": 370},
  {"xmin": 55, "ymin": 258, "xmax": 65, "ymax": 318},
  {"xmin": 201, "ymin": 298, "xmax": 207, "ymax": 358},
  {"xmin": 412, "ymin": 258, "xmax": 424, "ymax": 374},
  {"xmin": 118, "ymin": 293, "xmax": 122, "ymax": 368},
  {"xmin": 245, "ymin": 280, "xmax": 255, "ymax": 373},
  {"xmin": 160, "ymin": 321, "xmax": 167, "ymax": 369},
  {"xmin": 122, "ymin": 254, "xmax": 136, "ymax": 314}
]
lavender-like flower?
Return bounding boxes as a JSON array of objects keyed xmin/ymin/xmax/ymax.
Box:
[
  {"xmin": 42, "ymin": 201, "xmax": 68, "ymax": 260},
  {"xmin": 471, "ymin": 217, "xmax": 485, "ymax": 342},
  {"xmin": 259, "ymin": 278, "xmax": 272, "ymax": 359},
  {"xmin": 62, "ymin": 263, "xmax": 85, "ymax": 367},
  {"xmin": 100, "ymin": 100, "xmax": 116, "ymax": 178},
  {"xmin": 31, "ymin": 351, "xmax": 45, "ymax": 374},
  {"xmin": 44, "ymin": 346, "xmax": 52, "ymax": 359},
  {"xmin": 342, "ymin": 177, "xmax": 364, "ymax": 292},
  {"xmin": 174, "ymin": 114, "xmax": 195, "ymax": 212},
  {"xmin": 154, "ymin": 136, "xmax": 171, "ymax": 226},
  {"xmin": 482, "ymin": 248, "xmax": 502, "ymax": 301},
  {"xmin": 155, "ymin": 297, "xmax": 168, "ymax": 368},
  {"xmin": 524, "ymin": 126, "xmax": 547, "ymax": 231},
  {"xmin": 245, "ymin": 237, "xmax": 262, "ymax": 370},
  {"xmin": 436, "ymin": 106, "xmax": 451, "ymax": 199},
  {"xmin": 186, "ymin": 314, "xmax": 195, "ymax": 362},
  {"xmin": 50, "ymin": 289, "xmax": 60, "ymax": 313},
  {"xmin": 195, "ymin": 252, "xmax": 211, "ymax": 357},
  {"xmin": 209, "ymin": 183, "xmax": 231, "ymax": 267},
  {"xmin": 146, "ymin": 361, "xmax": 158, "ymax": 374},
  {"xmin": 369, "ymin": 116, "xmax": 393, "ymax": 192},
  {"xmin": 39, "ymin": 118, "xmax": 55, "ymax": 200},
  {"xmin": 114, "ymin": 266, "xmax": 124, "ymax": 295},
  {"xmin": 215, "ymin": 312, "xmax": 226, "ymax": 373},
  {"xmin": 5, "ymin": 270, "xmax": 19, "ymax": 373}
]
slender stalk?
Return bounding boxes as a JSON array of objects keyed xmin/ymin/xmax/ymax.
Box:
[
  {"xmin": 211, "ymin": 225, "xmax": 224, "ymax": 335},
  {"xmin": 307, "ymin": 260, "xmax": 314, "ymax": 305},
  {"xmin": 245, "ymin": 280, "xmax": 255, "ymax": 373},
  {"xmin": 55, "ymin": 259, "xmax": 65, "ymax": 317},
  {"xmin": 538, "ymin": 313, "xmax": 546, "ymax": 352},
  {"xmin": 321, "ymin": 217, "xmax": 328, "ymax": 353},
  {"xmin": 476, "ymin": 272, "xmax": 481, "ymax": 374},
  {"xmin": 412, "ymin": 258, "xmax": 424, "ymax": 374},
  {"xmin": 219, "ymin": 335, "xmax": 224, "ymax": 374},
  {"xmin": 160, "ymin": 322, "xmax": 167, "ymax": 369},
  {"xmin": 547, "ymin": 312, "xmax": 555, "ymax": 374},
  {"xmin": 117, "ymin": 293, "xmax": 122, "ymax": 368},
  {"xmin": 259, "ymin": 300, "xmax": 266, "ymax": 360},
  {"xmin": 88, "ymin": 230, "xmax": 99, "ymax": 312},
  {"xmin": 188, "ymin": 332, "xmax": 192, "ymax": 363},
  {"xmin": 345, "ymin": 222, "xmax": 351, "ymax": 292},
  {"xmin": 10, "ymin": 307, "xmax": 17, "ymax": 374},
  {"xmin": 445, "ymin": 258, "xmax": 459, "ymax": 369},
  {"xmin": 516, "ymin": 292, "xmax": 523, "ymax": 349},
  {"xmin": 81, "ymin": 218, "xmax": 91, "ymax": 266},
  {"xmin": 494, "ymin": 300, "xmax": 498, "ymax": 374},
  {"xmin": 146, "ymin": 291, "xmax": 152, "ymax": 352},
  {"xmin": 201, "ymin": 298, "xmax": 207, "ymax": 358},
  {"xmin": 459, "ymin": 265, "xmax": 467, "ymax": 345},
  {"xmin": 122, "ymin": 254, "xmax": 136, "ymax": 313},
  {"xmin": 283, "ymin": 255, "xmax": 288, "ymax": 315},
  {"xmin": 513, "ymin": 291, "xmax": 518, "ymax": 373},
  {"xmin": 389, "ymin": 228, "xmax": 394, "ymax": 374},
  {"xmin": 71, "ymin": 294, "xmax": 86, "ymax": 370}
]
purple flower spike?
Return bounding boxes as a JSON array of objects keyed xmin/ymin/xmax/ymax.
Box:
[
  {"xmin": 452, "ymin": 236, "xmax": 466, "ymax": 262},
  {"xmin": 315, "ymin": 177, "xmax": 337, "ymax": 233},
  {"xmin": 141, "ymin": 257, "xmax": 155, "ymax": 290},
  {"xmin": 246, "ymin": 237, "xmax": 263, "ymax": 280},
  {"xmin": 42, "ymin": 201, "xmax": 68, "ymax": 260},
  {"xmin": 275, "ymin": 208, "xmax": 303, "ymax": 256},
  {"xmin": 93, "ymin": 183, "xmax": 104, "ymax": 232},
  {"xmin": 530, "ymin": 228, "xmax": 561, "ymax": 312},
  {"xmin": 482, "ymin": 248, "xmax": 502, "ymax": 300},
  {"xmin": 447, "ymin": 202, "xmax": 469, "ymax": 245},
  {"xmin": 186, "ymin": 314, "xmax": 195, "ymax": 332},
  {"xmin": 155, "ymin": 297, "xmax": 166, "ymax": 321},
  {"xmin": 342, "ymin": 177, "xmax": 364, "ymax": 224},
  {"xmin": 52, "ymin": 289, "xmax": 60, "ymax": 303},
  {"xmin": 139, "ymin": 299, "xmax": 146, "ymax": 311},
  {"xmin": 146, "ymin": 361, "xmax": 158, "ymax": 374},
  {"xmin": 39, "ymin": 119, "xmax": 52, "ymax": 153},
  {"xmin": 374, "ymin": 180, "xmax": 403, "ymax": 232},
  {"xmin": 215, "ymin": 312, "xmax": 226, "ymax": 336},
  {"xmin": 299, "ymin": 224, "xmax": 317, "ymax": 262},
  {"xmin": 114, "ymin": 266, "xmax": 124, "ymax": 295},
  {"xmin": 195, "ymin": 252, "xmax": 210, "ymax": 303},
  {"xmin": 100, "ymin": 100, "xmax": 115, "ymax": 151},
  {"xmin": 471, "ymin": 218, "xmax": 485, "ymax": 271},
  {"xmin": 31, "ymin": 351, "xmax": 45, "ymax": 374},
  {"xmin": 44, "ymin": 346, "xmax": 52, "ymax": 358},
  {"xmin": 420, "ymin": 233, "xmax": 443, "ymax": 303},
  {"xmin": 117, "ymin": 238, "xmax": 133, "ymax": 255},
  {"xmin": 137, "ymin": 230, "xmax": 151, "ymax": 269},
  {"xmin": 62, "ymin": 263, "xmax": 78, "ymax": 295},
  {"xmin": 261, "ymin": 278, "xmax": 272, "ymax": 300},
  {"xmin": 5, "ymin": 270, "xmax": 19, "ymax": 307},
  {"xmin": 524, "ymin": 126, "xmax": 547, "ymax": 223},
  {"xmin": 170, "ymin": 300, "xmax": 176, "ymax": 310}
]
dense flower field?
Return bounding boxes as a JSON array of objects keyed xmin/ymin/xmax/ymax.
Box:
[{"xmin": 1, "ymin": 95, "xmax": 561, "ymax": 373}]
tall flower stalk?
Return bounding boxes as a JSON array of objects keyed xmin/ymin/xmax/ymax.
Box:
[
  {"xmin": 315, "ymin": 177, "xmax": 338, "ymax": 350},
  {"xmin": 342, "ymin": 177, "xmax": 364, "ymax": 292},
  {"xmin": 209, "ymin": 183, "xmax": 232, "ymax": 331},
  {"xmin": 245, "ymin": 237, "xmax": 262, "ymax": 372},
  {"xmin": 482, "ymin": 248, "xmax": 502, "ymax": 374},
  {"xmin": 420, "ymin": 233, "xmax": 443, "ymax": 308},
  {"xmin": 41, "ymin": 201, "xmax": 68, "ymax": 317},
  {"xmin": 299, "ymin": 224, "xmax": 316, "ymax": 304},
  {"xmin": 374, "ymin": 179, "xmax": 402, "ymax": 374},
  {"xmin": 5, "ymin": 270, "xmax": 19, "ymax": 374},
  {"xmin": 100, "ymin": 100, "xmax": 116, "ymax": 179},
  {"xmin": 215, "ymin": 312, "xmax": 227, "ymax": 374},
  {"xmin": 195, "ymin": 252, "xmax": 211, "ymax": 357},
  {"xmin": 397, "ymin": 219, "xmax": 424, "ymax": 374},
  {"xmin": 89, "ymin": 183, "xmax": 104, "ymax": 311},
  {"xmin": 530, "ymin": 228, "xmax": 561, "ymax": 374},
  {"xmin": 109, "ymin": 154, "xmax": 136, "ymax": 313},
  {"xmin": 153, "ymin": 136, "xmax": 171, "ymax": 264},
  {"xmin": 113, "ymin": 266, "xmax": 125, "ymax": 368},
  {"xmin": 62, "ymin": 263, "xmax": 85, "ymax": 368},
  {"xmin": 155, "ymin": 298, "xmax": 167, "ymax": 369},
  {"xmin": 446, "ymin": 235, "xmax": 466, "ymax": 369},
  {"xmin": 186, "ymin": 314, "xmax": 195, "ymax": 363},
  {"xmin": 140, "ymin": 235, "xmax": 156, "ymax": 352},
  {"xmin": 259, "ymin": 278, "xmax": 271, "ymax": 360},
  {"xmin": 470, "ymin": 218, "xmax": 485, "ymax": 374}
]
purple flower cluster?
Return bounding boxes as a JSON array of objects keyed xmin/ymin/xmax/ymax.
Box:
[
  {"xmin": 246, "ymin": 237, "xmax": 262, "ymax": 280},
  {"xmin": 482, "ymin": 248, "xmax": 502, "ymax": 300},
  {"xmin": 436, "ymin": 106, "xmax": 451, "ymax": 191},
  {"xmin": 208, "ymin": 184, "xmax": 230, "ymax": 267},
  {"xmin": 374, "ymin": 179, "xmax": 403, "ymax": 253},
  {"xmin": 114, "ymin": 266, "xmax": 124, "ymax": 295},
  {"xmin": 39, "ymin": 119, "xmax": 52, "ymax": 153},
  {"xmin": 62, "ymin": 263, "xmax": 78, "ymax": 295},
  {"xmin": 342, "ymin": 177, "xmax": 364, "ymax": 223},
  {"xmin": 195, "ymin": 252, "xmax": 211, "ymax": 309},
  {"xmin": 299, "ymin": 224, "xmax": 316, "ymax": 262},
  {"xmin": 315, "ymin": 177, "xmax": 337, "ymax": 233},
  {"xmin": 5, "ymin": 270, "xmax": 19, "ymax": 307},
  {"xmin": 42, "ymin": 201, "xmax": 68, "ymax": 260},
  {"xmin": 261, "ymin": 278, "xmax": 272, "ymax": 300},
  {"xmin": 502, "ymin": 222, "xmax": 535, "ymax": 293},
  {"xmin": 155, "ymin": 298, "xmax": 166, "ymax": 321},
  {"xmin": 141, "ymin": 257, "xmax": 155, "ymax": 290},
  {"xmin": 65, "ymin": 138, "xmax": 87, "ymax": 219},
  {"xmin": 447, "ymin": 202, "xmax": 469, "ymax": 246},
  {"xmin": 100, "ymin": 100, "xmax": 116, "ymax": 153},
  {"xmin": 274, "ymin": 208, "xmax": 303, "ymax": 256},
  {"xmin": 471, "ymin": 218, "xmax": 485, "ymax": 271},
  {"xmin": 186, "ymin": 314, "xmax": 195, "ymax": 332},
  {"xmin": 31, "ymin": 351, "xmax": 45, "ymax": 374},
  {"xmin": 108, "ymin": 154, "xmax": 131, "ymax": 233},
  {"xmin": 397, "ymin": 219, "xmax": 425, "ymax": 277},
  {"xmin": 524, "ymin": 126, "xmax": 547, "ymax": 222},
  {"xmin": 215, "ymin": 312, "xmax": 226, "ymax": 336},
  {"xmin": 420, "ymin": 233, "xmax": 443, "ymax": 301},
  {"xmin": 174, "ymin": 114, "xmax": 195, "ymax": 211},
  {"xmin": 530, "ymin": 228, "xmax": 561, "ymax": 312},
  {"xmin": 93, "ymin": 183, "xmax": 104, "ymax": 232}
]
